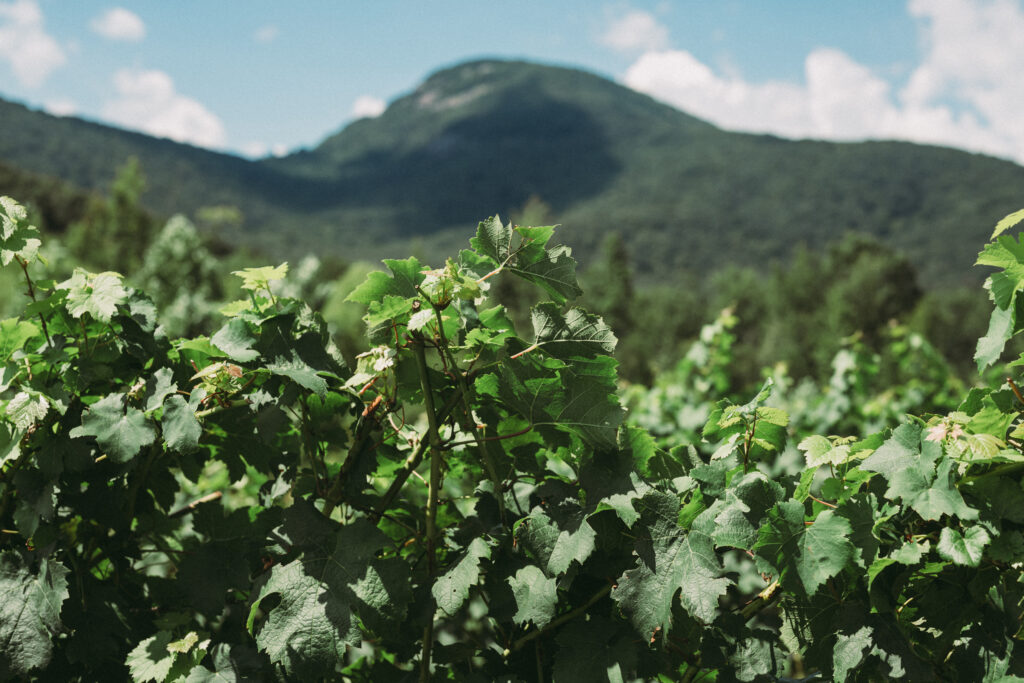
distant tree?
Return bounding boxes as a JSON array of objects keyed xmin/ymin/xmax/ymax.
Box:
[
  {"xmin": 195, "ymin": 204, "xmax": 244, "ymax": 257},
  {"xmin": 134, "ymin": 215, "xmax": 222, "ymax": 337},
  {"xmin": 584, "ymin": 232, "xmax": 634, "ymax": 333},
  {"xmin": 65, "ymin": 157, "xmax": 156, "ymax": 273},
  {"xmin": 824, "ymin": 233, "xmax": 922, "ymax": 343}
]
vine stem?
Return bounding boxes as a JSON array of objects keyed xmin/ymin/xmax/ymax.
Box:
[
  {"xmin": 1008, "ymin": 377, "xmax": 1024, "ymax": 407},
  {"xmin": 322, "ymin": 410, "xmax": 377, "ymax": 519},
  {"xmin": 430, "ymin": 302, "xmax": 506, "ymax": 519},
  {"xmin": 509, "ymin": 343, "xmax": 538, "ymax": 360},
  {"xmin": 414, "ymin": 340, "xmax": 443, "ymax": 683},
  {"xmin": 16, "ymin": 255, "xmax": 52, "ymax": 348},
  {"xmin": 961, "ymin": 460, "xmax": 1024, "ymax": 485},
  {"xmin": 169, "ymin": 491, "xmax": 222, "ymax": 518},
  {"xmin": 372, "ymin": 385, "xmax": 465, "ymax": 520},
  {"xmin": 511, "ymin": 583, "xmax": 612, "ymax": 652},
  {"xmin": 739, "ymin": 579, "xmax": 780, "ymax": 620}
]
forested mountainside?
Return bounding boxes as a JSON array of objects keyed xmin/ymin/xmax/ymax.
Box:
[{"xmin": 1, "ymin": 58, "xmax": 1022, "ymax": 285}]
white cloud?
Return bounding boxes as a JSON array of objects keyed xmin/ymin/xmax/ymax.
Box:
[
  {"xmin": 102, "ymin": 68, "xmax": 226, "ymax": 149},
  {"xmin": 253, "ymin": 24, "xmax": 278, "ymax": 43},
  {"xmin": 239, "ymin": 141, "xmax": 289, "ymax": 158},
  {"xmin": 90, "ymin": 7, "xmax": 145, "ymax": 42},
  {"xmin": 623, "ymin": 49, "xmax": 811, "ymax": 137},
  {"xmin": 352, "ymin": 94, "xmax": 386, "ymax": 118},
  {"xmin": 240, "ymin": 141, "xmax": 268, "ymax": 158},
  {"xmin": 621, "ymin": 0, "xmax": 1024, "ymax": 164},
  {"xmin": 601, "ymin": 9, "xmax": 669, "ymax": 53},
  {"xmin": 0, "ymin": 0, "xmax": 65, "ymax": 87},
  {"xmin": 43, "ymin": 98, "xmax": 77, "ymax": 116}
]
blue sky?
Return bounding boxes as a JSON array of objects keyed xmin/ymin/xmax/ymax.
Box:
[{"xmin": 1, "ymin": 1, "xmax": 1022, "ymax": 163}]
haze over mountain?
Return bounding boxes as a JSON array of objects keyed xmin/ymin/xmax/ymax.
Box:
[{"xmin": 1, "ymin": 58, "xmax": 1021, "ymax": 286}]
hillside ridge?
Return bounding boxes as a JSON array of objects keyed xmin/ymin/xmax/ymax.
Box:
[{"xmin": 0, "ymin": 57, "xmax": 1021, "ymax": 285}]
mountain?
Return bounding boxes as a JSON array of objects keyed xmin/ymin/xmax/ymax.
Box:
[{"xmin": 1, "ymin": 58, "xmax": 1022, "ymax": 286}]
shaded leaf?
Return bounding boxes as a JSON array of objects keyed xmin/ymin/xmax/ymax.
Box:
[
  {"xmin": 754, "ymin": 502, "xmax": 854, "ymax": 596},
  {"xmin": 0, "ymin": 552, "xmax": 69, "ymax": 677},
  {"xmin": 126, "ymin": 630, "xmax": 176, "ymax": 682},
  {"xmin": 71, "ymin": 393, "xmax": 156, "ymax": 463},
  {"xmin": 432, "ymin": 537, "xmax": 491, "ymax": 615},
  {"xmin": 211, "ymin": 318, "xmax": 259, "ymax": 362},
  {"xmin": 613, "ymin": 493, "xmax": 730, "ymax": 637},
  {"xmin": 531, "ymin": 303, "xmax": 616, "ymax": 359},
  {"xmin": 249, "ymin": 517, "xmax": 386, "ymax": 678},
  {"xmin": 162, "ymin": 394, "xmax": 202, "ymax": 453},
  {"xmin": 0, "ymin": 318, "xmax": 38, "ymax": 363},
  {"xmin": 937, "ymin": 526, "xmax": 990, "ymax": 567},
  {"xmin": 508, "ymin": 565, "xmax": 557, "ymax": 629}
]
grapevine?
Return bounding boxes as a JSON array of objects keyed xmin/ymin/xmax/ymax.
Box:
[{"xmin": 2, "ymin": 199, "xmax": 1024, "ymax": 681}]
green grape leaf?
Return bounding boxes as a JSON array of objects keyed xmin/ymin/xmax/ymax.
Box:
[
  {"xmin": 345, "ymin": 257, "xmax": 423, "ymax": 305},
  {"xmin": 126, "ymin": 630, "xmax": 177, "ymax": 682},
  {"xmin": 407, "ymin": 308, "xmax": 434, "ymax": 331},
  {"xmin": 530, "ymin": 303, "xmax": 616, "ymax": 359},
  {"xmin": 836, "ymin": 494, "xmax": 881, "ymax": 569},
  {"xmin": 211, "ymin": 318, "xmax": 260, "ymax": 362},
  {"xmin": 162, "ymin": 394, "xmax": 202, "ymax": 453},
  {"xmin": 937, "ymin": 526, "xmax": 990, "ymax": 567},
  {"xmin": 728, "ymin": 632, "xmax": 779, "ymax": 681},
  {"xmin": 0, "ymin": 552, "xmax": 69, "ymax": 677},
  {"xmin": 496, "ymin": 357, "xmax": 623, "ymax": 449},
  {"xmin": 364, "ymin": 295, "xmax": 414, "ymax": 329},
  {"xmin": 0, "ymin": 318, "xmax": 38, "ymax": 363},
  {"xmin": 265, "ymin": 352, "xmax": 328, "ymax": 397},
  {"xmin": 989, "ymin": 530, "xmax": 1024, "ymax": 563},
  {"xmin": 5, "ymin": 391, "xmax": 47, "ymax": 431},
  {"xmin": 552, "ymin": 615, "xmax": 638, "ymax": 683},
  {"xmin": 469, "ymin": 215, "xmax": 512, "ymax": 263},
  {"xmin": 751, "ymin": 406, "xmax": 789, "ymax": 458},
  {"xmin": 892, "ymin": 540, "xmax": 928, "ymax": 564},
  {"xmin": 145, "ymin": 368, "xmax": 178, "ymax": 413},
  {"xmin": 963, "ymin": 476, "xmax": 1024, "ymax": 523},
  {"xmin": 184, "ymin": 666, "xmax": 235, "ymax": 683},
  {"xmin": 71, "ymin": 393, "xmax": 157, "ymax": 463},
  {"xmin": 516, "ymin": 505, "xmax": 597, "ymax": 576},
  {"xmin": 990, "ymin": 208, "xmax": 1024, "ymax": 239},
  {"xmin": 0, "ymin": 196, "xmax": 42, "ymax": 266},
  {"xmin": 710, "ymin": 471, "xmax": 785, "ymax": 550},
  {"xmin": 799, "ymin": 435, "xmax": 851, "ymax": 468},
  {"xmin": 168, "ymin": 632, "xmax": 198, "ymax": 654},
  {"xmin": 613, "ymin": 493, "xmax": 730, "ymax": 637},
  {"xmin": 350, "ymin": 557, "xmax": 413, "ymax": 635},
  {"xmin": 249, "ymin": 517, "xmax": 385, "ymax": 678},
  {"xmin": 548, "ymin": 516, "xmax": 597, "ymax": 575},
  {"xmin": 882, "ymin": 450, "xmax": 977, "ymax": 521},
  {"xmin": 432, "ymin": 537, "xmax": 491, "ymax": 615},
  {"xmin": 0, "ymin": 421, "xmax": 20, "ymax": 468},
  {"xmin": 754, "ymin": 502, "xmax": 854, "ymax": 596},
  {"xmin": 976, "ymin": 303, "xmax": 1014, "ymax": 372},
  {"xmin": 833, "ymin": 625, "xmax": 874, "ymax": 683},
  {"xmin": 861, "ymin": 423, "xmax": 924, "ymax": 479},
  {"xmin": 507, "ymin": 243, "xmax": 582, "ymax": 305},
  {"xmin": 464, "ymin": 305, "xmax": 516, "ymax": 350},
  {"xmin": 507, "ymin": 565, "xmax": 557, "ymax": 629},
  {"xmin": 59, "ymin": 269, "xmax": 129, "ymax": 322},
  {"xmin": 232, "ymin": 263, "xmax": 287, "ymax": 292},
  {"xmin": 978, "ymin": 236, "xmax": 1024, "ymax": 270}
]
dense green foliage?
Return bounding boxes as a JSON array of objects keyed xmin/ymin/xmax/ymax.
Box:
[
  {"xmin": 2, "ymin": 59, "xmax": 1023, "ymax": 285},
  {"xmin": 4, "ymin": 195, "xmax": 1024, "ymax": 681}
]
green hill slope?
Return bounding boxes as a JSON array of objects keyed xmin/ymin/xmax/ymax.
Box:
[{"xmin": 1, "ymin": 58, "xmax": 1021, "ymax": 285}]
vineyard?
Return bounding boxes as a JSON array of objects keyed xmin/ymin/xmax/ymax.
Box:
[{"xmin": 3, "ymin": 195, "xmax": 1024, "ymax": 681}]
